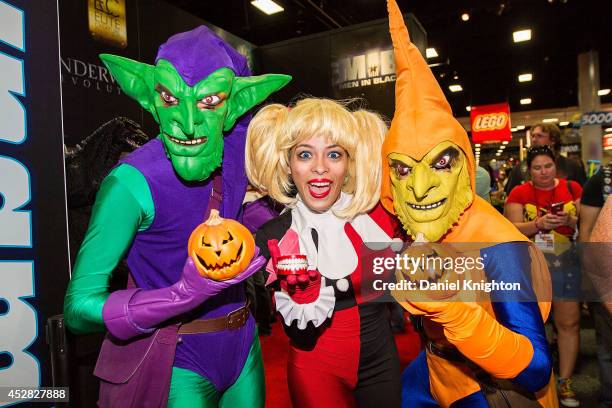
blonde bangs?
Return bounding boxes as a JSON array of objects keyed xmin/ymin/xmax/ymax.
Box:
[
  {"xmin": 245, "ymin": 97, "xmax": 388, "ymax": 219},
  {"xmin": 282, "ymin": 99, "xmax": 359, "ymax": 157}
]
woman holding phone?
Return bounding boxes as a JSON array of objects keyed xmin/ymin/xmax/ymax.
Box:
[{"xmin": 504, "ymin": 144, "xmax": 582, "ymax": 407}]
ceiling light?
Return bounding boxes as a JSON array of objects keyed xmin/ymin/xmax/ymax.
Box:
[
  {"xmin": 598, "ymin": 89, "xmax": 610, "ymax": 96},
  {"xmin": 516, "ymin": 125, "xmax": 525, "ymax": 130},
  {"xmin": 518, "ymin": 73, "xmax": 533, "ymax": 82},
  {"xmin": 559, "ymin": 121, "xmax": 570, "ymax": 126},
  {"xmin": 461, "ymin": 13, "xmax": 470, "ymax": 21},
  {"xmin": 500, "ymin": 145, "xmax": 506, "ymax": 149},
  {"xmin": 496, "ymin": 152, "xmax": 502, "ymax": 156},
  {"xmin": 449, "ymin": 84, "xmax": 463, "ymax": 92},
  {"xmin": 513, "ymin": 29, "xmax": 532, "ymax": 43},
  {"xmin": 605, "ymin": 128, "xmax": 612, "ymax": 132},
  {"xmin": 426, "ymin": 48, "xmax": 438, "ymax": 58},
  {"xmin": 502, "ymin": 141, "xmax": 509, "ymax": 145},
  {"xmin": 511, "ymin": 127, "xmax": 517, "ymax": 132},
  {"xmin": 542, "ymin": 118, "xmax": 558, "ymax": 123},
  {"xmin": 475, "ymin": 143, "xmax": 481, "ymax": 147},
  {"xmin": 466, "ymin": 106, "xmax": 472, "ymax": 112},
  {"xmin": 520, "ymin": 98, "xmax": 532, "ymax": 105},
  {"xmin": 251, "ymin": 0, "xmax": 284, "ymax": 15}
]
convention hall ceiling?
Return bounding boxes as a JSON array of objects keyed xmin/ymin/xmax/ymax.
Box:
[{"xmin": 173, "ymin": 0, "xmax": 611, "ymax": 116}]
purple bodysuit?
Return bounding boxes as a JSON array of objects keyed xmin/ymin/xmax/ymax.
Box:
[{"xmin": 119, "ymin": 135, "xmax": 254, "ymax": 391}]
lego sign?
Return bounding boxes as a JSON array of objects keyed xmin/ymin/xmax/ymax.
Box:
[{"xmin": 470, "ymin": 103, "xmax": 512, "ymax": 143}]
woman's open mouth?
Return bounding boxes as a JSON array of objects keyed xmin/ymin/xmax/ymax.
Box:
[{"xmin": 307, "ymin": 179, "xmax": 332, "ymax": 199}]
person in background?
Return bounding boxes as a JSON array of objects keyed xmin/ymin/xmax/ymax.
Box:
[
  {"xmin": 568, "ymin": 152, "xmax": 587, "ymax": 177},
  {"xmin": 505, "ymin": 145, "xmax": 582, "ymax": 407},
  {"xmin": 505, "ymin": 123, "xmax": 586, "ymax": 194},
  {"xmin": 579, "ymin": 163, "xmax": 612, "ymax": 408},
  {"xmin": 490, "ymin": 168, "xmax": 508, "ymax": 212},
  {"xmin": 579, "ymin": 164, "xmax": 611, "ymax": 243},
  {"xmin": 475, "ymin": 165, "xmax": 492, "ymax": 202}
]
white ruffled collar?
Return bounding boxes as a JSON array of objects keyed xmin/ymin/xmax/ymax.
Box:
[{"xmin": 290, "ymin": 192, "xmax": 392, "ymax": 279}]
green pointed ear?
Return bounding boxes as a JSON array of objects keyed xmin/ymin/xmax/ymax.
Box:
[
  {"xmin": 100, "ymin": 54, "xmax": 157, "ymax": 118},
  {"xmin": 224, "ymin": 74, "xmax": 291, "ymax": 131}
]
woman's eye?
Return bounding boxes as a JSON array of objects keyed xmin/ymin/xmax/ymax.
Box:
[
  {"xmin": 297, "ymin": 151, "xmax": 312, "ymax": 160},
  {"xmin": 328, "ymin": 151, "xmax": 342, "ymax": 159},
  {"xmin": 433, "ymin": 154, "xmax": 451, "ymax": 170},
  {"xmin": 160, "ymin": 91, "xmax": 178, "ymax": 105},
  {"xmin": 394, "ymin": 163, "xmax": 411, "ymax": 177},
  {"xmin": 199, "ymin": 94, "xmax": 222, "ymax": 108}
]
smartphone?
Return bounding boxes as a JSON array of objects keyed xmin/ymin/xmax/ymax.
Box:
[{"xmin": 550, "ymin": 202, "xmax": 564, "ymax": 215}]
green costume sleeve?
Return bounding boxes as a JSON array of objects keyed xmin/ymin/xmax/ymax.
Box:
[{"xmin": 64, "ymin": 164, "xmax": 154, "ymax": 334}]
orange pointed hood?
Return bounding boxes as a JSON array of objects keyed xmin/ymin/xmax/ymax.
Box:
[
  {"xmin": 381, "ymin": 0, "xmax": 475, "ymax": 214},
  {"xmin": 381, "ymin": 0, "xmax": 526, "ymax": 243}
]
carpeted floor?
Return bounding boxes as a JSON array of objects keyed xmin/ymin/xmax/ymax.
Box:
[{"xmin": 260, "ymin": 315, "xmax": 422, "ymax": 407}]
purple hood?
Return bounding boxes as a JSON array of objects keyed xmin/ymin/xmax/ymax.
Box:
[
  {"xmin": 156, "ymin": 25, "xmax": 250, "ymax": 85},
  {"xmin": 156, "ymin": 25, "xmax": 251, "ymax": 219}
]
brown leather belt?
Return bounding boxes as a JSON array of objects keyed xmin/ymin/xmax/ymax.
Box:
[{"xmin": 178, "ymin": 300, "xmax": 250, "ymax": 335}]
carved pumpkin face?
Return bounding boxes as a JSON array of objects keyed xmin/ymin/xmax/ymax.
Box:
[{"xmin": 188, "ymin": 209, "xmax": 255, "ymax": 280}]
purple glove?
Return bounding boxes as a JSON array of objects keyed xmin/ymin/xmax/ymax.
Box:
[{"xmin": 102, "ymin": 248, "xmax": 265, "ymax": 340}]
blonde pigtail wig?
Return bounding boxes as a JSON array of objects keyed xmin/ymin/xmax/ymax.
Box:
[
  {"xmin": 334, "ymin": 109, "xmax": 388, "ymax": 219},
  {"xmin": 245, "ymin": 104, "xmax": 292, "ymax": 204},
  {"xmin": 245, "ymin": 98, "xmax": 388, "ymax": 220}
]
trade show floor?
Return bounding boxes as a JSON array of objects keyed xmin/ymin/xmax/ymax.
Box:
[{"xmin": 547, "ymin": 312, "xmax": 601, "ymax": 407}]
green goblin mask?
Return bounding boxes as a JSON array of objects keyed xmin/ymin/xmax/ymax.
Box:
[
  {"xmin": 100, "ymin": 50, "xmax": 289, "ymax": 181},
  {"xmin": 388, "ymin": 141, "xmax": 473, "ymax": 242}
]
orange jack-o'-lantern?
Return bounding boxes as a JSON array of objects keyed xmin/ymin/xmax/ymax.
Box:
[{"xmin": 188, "ymin": 209, "xmax": 255, "ymax": 281}]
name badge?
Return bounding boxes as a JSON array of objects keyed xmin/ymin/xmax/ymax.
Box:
[{"xmin": 535, "ymin": 232, "xmax": 555, "ymax": 253}]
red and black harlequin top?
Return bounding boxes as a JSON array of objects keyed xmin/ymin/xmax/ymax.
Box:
[{"xmin": 255, "ymin": 203, "xmax": 405, "ymax": 408}]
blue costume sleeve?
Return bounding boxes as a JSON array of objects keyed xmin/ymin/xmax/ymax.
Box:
[{"xmin": 482, "ymin": 242, "xmax": 552, "ymax": 392}]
